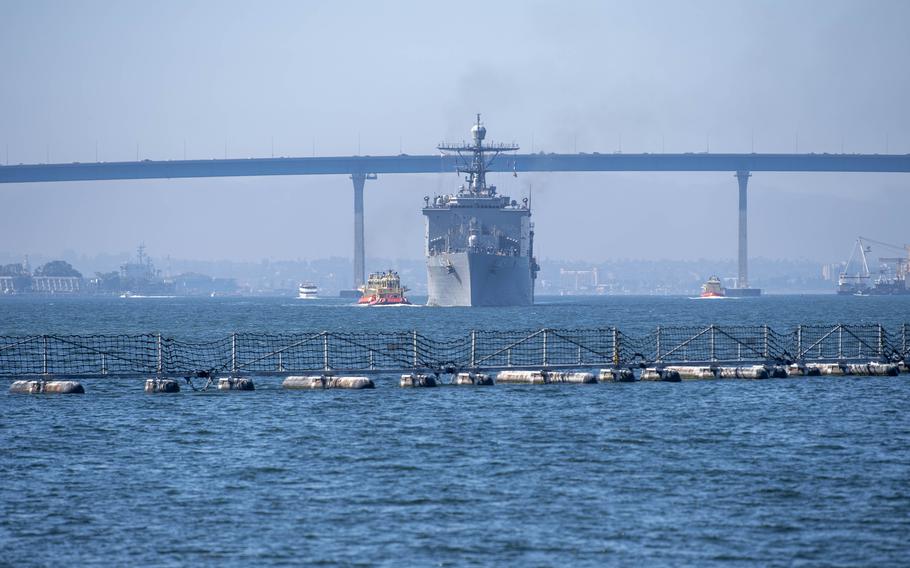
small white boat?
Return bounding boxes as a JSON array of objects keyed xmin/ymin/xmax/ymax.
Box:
[{"xmin": 298, "ymin": 283, "xmax": 318, "ymax": 299}]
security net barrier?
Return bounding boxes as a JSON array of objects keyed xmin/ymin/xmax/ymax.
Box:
[
  {"xmin": 449, "ymin": 328, "xmax": 621, "ymax": 369},
  {"xmin": 1, "ymin": 324, "xmax": 908, "ymax": 378},
  {"xmin": 792, "ymin": 324, "xmax": 904, "ymax": 362},
  {"xmin": 650, "ymin": 325, "xmax": 790, "ymax": 364}
]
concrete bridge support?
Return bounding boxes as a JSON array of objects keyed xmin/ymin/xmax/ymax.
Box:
[
  {"xmin": 350, "ymin": 172, "xmax": 377, "ymax": 291},
  {"xmin": 736, "ymin": 170, "xmax": 750, "ymax": 288},
  {"xmin": 729, "ymin": 171, "xmax": 761, "ymax": 296}
]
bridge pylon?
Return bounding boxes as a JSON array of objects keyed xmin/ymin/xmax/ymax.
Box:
[
  {"xmin": 350, "ymin": 172, "xmax": 377, "ymax": 292},
  {"xmin": 728, "ymin": 170, "xmax": 761, "ymax": 297}
]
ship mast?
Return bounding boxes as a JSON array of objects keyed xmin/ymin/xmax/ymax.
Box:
[{"xmin": 437, "ymin": 114, "xmax": 519, "ymax": 196}]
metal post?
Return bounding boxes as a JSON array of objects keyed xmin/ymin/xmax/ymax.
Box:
[
  {"xmin": 710, "ymin": 325, "xmax": 716, "ymax": 362},
  {"xmin": 838, "ymin": 325, "xmax": 843, "ymax": 359},
  {"xmin": 904, "ymin": 323, "xmax": 908, "ymax": 359},
  {"xmin": 735, "ymin": 171, "xmax": 751, "ymax": 289},
  {"xmin": 43, "ymin": 335, "xmax": 48, "ymax": 375},
  {"xmin": 278, "ymin": 352, "xmax": 283, "ymax": 372},
  {"xmin": 542, "ymin": 328, "xmax": 548, "ymax": 367},
  {"xmin": 413, "ymin": 330, "xmax": 418, "ymax": 368},
  {"xmin": 654, "ymin": 326, "xmax": 660, "ymax": 363},
  {"xmin": 323, "ymin": 332, "xmax": 330, "ymax": 371},
  {"xmin": 763, "ymin": 325, "xmax": 769, "ymax": 360},
  {"xmin": 878, "ymin": 324, "xmax": 884, "ymax": 359},
  {"xmin": 612, "ymin": 328, "xmax": 619, "ymax": 366},
  {"xmin": 156, "ymin": 333, "xmax": 163, "ymax": 376},
  {"xmin": 797, "ymin": 325, "xmax": 803, "ymax": 359},
  {"xmin": 231, "ymin": 333, "xmax": 237, "ymax": 374},
  {"xmin": 470, "ymin": 330, "xmax": 476, "ymax": 368}
]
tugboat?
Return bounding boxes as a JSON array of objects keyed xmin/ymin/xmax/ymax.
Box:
[
  {"xmin": 700, "ymin": 276, "xmax": 726, "ymax": 298},
  {"xmin": 358, "ymin": 270, "xmax": 411, "ymax": 306},
  {"xmin": 298, "ymin": 282, "xmax": 318, "ymax": 299}
]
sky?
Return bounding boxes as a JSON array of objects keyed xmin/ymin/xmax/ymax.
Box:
[{"xmin": 1, "ymin": 0, "xmax": 909, "ymax": 266}]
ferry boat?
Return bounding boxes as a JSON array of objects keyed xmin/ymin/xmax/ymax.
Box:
[
  {"xmin": 700, "ymin": 276, "xmax": 726, "ymax": 298},
  {"xmin": 298, "ymin": 282, "xmax": 318, "ymax": 299},
  {"xmin": 358, "ymin": 270, "xmax": 411, "ymax": 306}
]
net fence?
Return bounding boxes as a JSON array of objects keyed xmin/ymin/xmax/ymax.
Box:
[{"xmin": 1, "ymin": 324, "xmax": 908, "ymax": 377}]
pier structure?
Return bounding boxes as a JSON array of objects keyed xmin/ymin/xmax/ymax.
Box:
[{"xmin": 3, "ymin": 152, "xmax": 910, "ymax": 290}]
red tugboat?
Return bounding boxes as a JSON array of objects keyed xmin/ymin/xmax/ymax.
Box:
[
  {"xmin": 700, "ymin": 275, "xmax": 726, "ymax": 298},
  {"xmin": 358, "ymin": 270, "xmax": 411, "ymax": 306}
]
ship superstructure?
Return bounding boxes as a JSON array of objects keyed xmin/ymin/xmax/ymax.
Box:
[
  {"xmin": 298, "ymin": 282, "xmax": 318, "ymax": 299},
  {"xmin": 837, "ymin": 238, "xmax": 872, "ymax": 295},
  {"xmin": 119, "ymin": 244, "xmax": 174, "ymax": 296},
  {"xmin": 424, "ymin": 115, "xmax": 538, "ymax": 306},
  {"xmin": 838, "ymin": 236, "xmax": 910, "ymax": 295}
]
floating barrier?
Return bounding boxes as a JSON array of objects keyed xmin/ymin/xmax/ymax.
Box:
[
  {"xmin": 600, "ymin": 369, "xmax": 636, "ymax": 382},
  {"xmin": 807, "ymin": 363, "xmax": 845, "ymax": 376},
  {"xmin": 217, "ymin": 377, "xmax": 255, "ymax": 391},
  {"xmin": 282, "ymin": 376, "xmax": 327, "ymax": 389},
  {"xmin": 767, "ymin": 366, "xmax": 790, "ymax": 378},
  {"xmin": 282, "ymin": 375, "xmax": 375, "ymax": 389},
  {"xmin": 9, "ymin": 380, "xmax": 84, "ymax": 394},
  {"xmin": 144, "ymin": 378, "xmax": 180, "ymax": 393},
  {"xmin": 3, "ymin": 325, "xmax": 909, "ymax": 379},
  {"xmin": 546, "ymin": 371, "xmax": 597, "ymax": 384},
  {"xmin": 717, "ymin": 365, "xmax": 771, "ymax": 379},
  {"xmin": 844, "ymin": 362, "xmax": 900, "ymax": 376},
  {"xmin": 787, "ymin": 364, "xmax": 821, "ymax": 377},
  {"xmin": 454, "ymin": 372, "xmax": 493, "ymax": 385},
  {"xmin": 716, "ymin": 365, "xmax": 769, "ymax": 379},
  {"xmin": 496, "ymin": 370, "xmax": 547, "ymax": 384},
  {"xmin": 400, "ymin": 374, "xmax": 437, "ymax": 388},
  {"xmin": 640, "ymin": 368, "xmax": 681, "ymax": 382},
  {"xmin": 665, "ymin": 366, "xmax": 716, "ymax": 380},
  {"xmin": 495, "ymin": 370, "xmax": 594, "ymax": 384}
]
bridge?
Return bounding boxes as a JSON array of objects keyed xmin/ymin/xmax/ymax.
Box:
[{"xmin": 3, "ymin": 152, "xmax": 910, "ymax": 292}]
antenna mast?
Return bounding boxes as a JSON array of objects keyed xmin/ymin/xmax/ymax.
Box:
[{"xmin": 437, "ymin": 114, "xmax": 519, "ymax": 196}]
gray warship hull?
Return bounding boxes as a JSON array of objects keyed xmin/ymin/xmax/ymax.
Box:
[{"xmin": 426, "ymin": 252, "xmax": 534, "ymax": 307}]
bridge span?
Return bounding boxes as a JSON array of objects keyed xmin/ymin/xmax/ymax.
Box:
[
  {"xmin": 1, "ymin": 152, "xmax": 910, "ymax": 183},
  {"xmin": 3, "ymin": 152, "xmax": 910, "ymax": 293}
]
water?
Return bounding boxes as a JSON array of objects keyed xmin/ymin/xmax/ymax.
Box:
[{"xmin": 2, "ymin": 295, "xmax": 910, "ymax": 566}]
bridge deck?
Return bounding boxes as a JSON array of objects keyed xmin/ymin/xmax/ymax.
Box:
[{"xmin": 2, "ymin": 153, "xmax": 910, "ymax": 183}]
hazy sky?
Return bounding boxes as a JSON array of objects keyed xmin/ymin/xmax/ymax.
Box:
[{"xmin": 2, "ymin": 0, "xmax": 909, "ymax": 266}]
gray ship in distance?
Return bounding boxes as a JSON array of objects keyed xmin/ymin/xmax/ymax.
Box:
[{"xmin": 423, "ymin": 116, "xmax": 539, "ymax": 307}]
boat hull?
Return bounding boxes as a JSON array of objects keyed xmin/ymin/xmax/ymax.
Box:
[
  {"xmin": 358, "ymin": 295, "xmax": 410, "ymax": 306},
  {"xmin": 426, "ymin": 252, "xmax": 534, "ymax": 307}
]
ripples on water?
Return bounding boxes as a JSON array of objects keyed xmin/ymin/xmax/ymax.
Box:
[{"xmin": 2, "ymin": 296, "xmax": 909, "ymax": 565}]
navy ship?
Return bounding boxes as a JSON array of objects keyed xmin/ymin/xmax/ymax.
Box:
[{"xmin": 423, "ymin": 116, "xmax": 539, "ymax": 306}]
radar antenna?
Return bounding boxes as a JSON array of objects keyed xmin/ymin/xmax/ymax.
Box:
[{"xmin": 437, "ymin": 114, "xmax": 519, "ymax": 196}]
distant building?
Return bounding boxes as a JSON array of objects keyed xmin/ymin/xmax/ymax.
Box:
[{"xmin": 31, "ymin": 276, "xmax": 82, "ymax": 294}]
